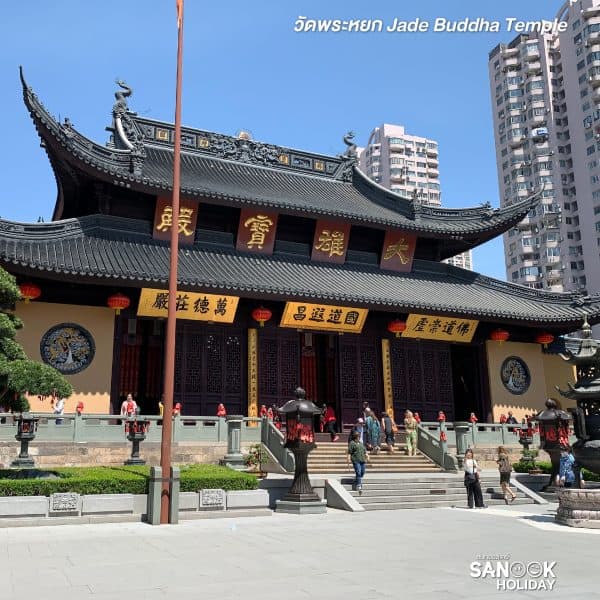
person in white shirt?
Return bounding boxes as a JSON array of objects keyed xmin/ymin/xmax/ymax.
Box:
[
  {"xmin": 463, "ymin": 448, "xmax": 486, "ymax": 509},
  {"xmin": 54, "ymin": 397, "xmax": 65, "ymax": 425}
]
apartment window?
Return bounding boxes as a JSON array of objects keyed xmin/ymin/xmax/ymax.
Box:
[
  {"xmin": 587, "ymin": 52, "xmax": 600, "ymax": 64},
  {"xmin": 511, "ymin": 271, "xmax": 519, "ymax": 281},
  {"xmin": 596, "ymin": 222, "xmax": 600, "ymax": 232},
  {"xmin": 593, "ymin": 190, "xmax": 600, "ymax": 200},
  {"xmin": 581, "ymin": 89, "xmax": 589, "ymax": 98},
  {"xmin": 520, "ymin": 267, "xmax": 540, "ymax": 277},
  {"xmin": 572, "ymin": 18, "xmax": 580, "ymax": 30},
  {"xmin": 501, "ymin": 148, "xmax": 508, "ymax": 157},
  {"xmin": 579, "ymin": 73, "xmax": 588, "ymax": 84},
  {"xmin": 588, "ymin": 145, "xmax": 596, "ymax": 155},
  {"xmin": 570, "ymin": 261, "xmax": 578, "ymax": 270},
  {"xmin": 585, "ymin": 23, "xmax": 600, "ymax": 35},
  {"xmin": 547, "ymin": 247, "xmax": 560, "ymax": 257},
  {"xmin": 583, "ymin": 101, "xmax": 591, "ymax": 112},
  {"xmin": 577, "ymin": 59, "xmax": 586, "ymax": 71}
]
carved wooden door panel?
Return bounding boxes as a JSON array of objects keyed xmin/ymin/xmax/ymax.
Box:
[
  {"xmin": 258, "ymin": 330, "xmax": 301, "ymax": 408},
  {"xmin": 338, "ymin": 336, "xmax": 382, "ymax": 425},
  {"xmin": 390, "ymin": 339, "xmax": 454, "ymax": 421},
  {"xmin": 174, "ymin": 323, "xmax": 245, "ymax": 415}
]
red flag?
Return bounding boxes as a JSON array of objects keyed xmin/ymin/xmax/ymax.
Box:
[{"xmin": 176, "ymin": 0, "xmax": 183, "ymax": 28}]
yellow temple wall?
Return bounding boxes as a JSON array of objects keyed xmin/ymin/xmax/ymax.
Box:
[
  {"xmin": 486, "ymin": 340, "xmax": 577, "ymax": 421},
  {"xmin": 14, "ymin": 301, "xmax": 114, "ymax": 413}
]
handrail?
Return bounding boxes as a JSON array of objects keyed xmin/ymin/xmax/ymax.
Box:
[
  {"xmin": 416, "ymin": 425, "xmax": 457, "ymax": 471},
  {"xmin": 261, "ymin": 419, "xmax": 294, "ymax": 472}
]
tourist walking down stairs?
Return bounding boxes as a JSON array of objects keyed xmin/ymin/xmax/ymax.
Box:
[
  {"xmin": 496, "ymin": 446, "xmax": 516, "ymax": 504},
  {"xmin": 347, "ymin": 431, "xmax": 370, "ymax": 494}
]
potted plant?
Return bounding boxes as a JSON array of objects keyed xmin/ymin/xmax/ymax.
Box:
[
  {"xmin": 244, "ymin": 443, "xmax": 266, "ymax": 477},
  {"xmin": 521, "ymin": 447, "xmax": 541, "ymax": 474}
]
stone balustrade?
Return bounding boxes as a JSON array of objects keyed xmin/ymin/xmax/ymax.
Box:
[{"xmin": 0, "ymin": 413, "xmax": 261, "ymax": 444}]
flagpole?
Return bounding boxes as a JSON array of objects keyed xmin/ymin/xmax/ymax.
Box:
[{"xmin": 160, "ymin": 0, "xmax": 184, "ymax": 525}]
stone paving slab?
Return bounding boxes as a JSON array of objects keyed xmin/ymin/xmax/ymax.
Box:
[{"xmin": 0, "ymin": 503, "xmax": 598, "ymax": 599}]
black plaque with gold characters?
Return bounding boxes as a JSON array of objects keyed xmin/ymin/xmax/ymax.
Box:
[
  {"xmin": 500, "ymin": 356, "xmax": 531, "ymax": 395},
  {"xmin": 40, "ymin": 323, "xmax": 95, "ymax": 375}
]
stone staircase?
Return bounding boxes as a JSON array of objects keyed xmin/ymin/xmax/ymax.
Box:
[
  {"xmin": 341, "ymin": 474, "xmax": 536, "ymax": 510},
  {"xmin": 307, "ymin": 441, "xmax": 441, "ymax": 474}
]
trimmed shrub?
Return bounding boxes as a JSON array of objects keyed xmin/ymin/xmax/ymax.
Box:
[
  {"xmin": 512, "ymin": 460, "xmax": 600, "ymax": 482},
  {"xmin": 0, "ymin": 464, "xmax": 257, "ymax": 496}
]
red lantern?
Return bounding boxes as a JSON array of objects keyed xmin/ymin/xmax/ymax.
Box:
[
  {"xmin": 387, "ymin": 319, "xmax": 407, "ymax": 338},
  {"xmin": 252, "ymin": 307, "xmax": 272, "ymax": 327},
  {"xmin": 18, "ymin": 282, "xmax": 41, "ymax": 303},
  {"xmin": 489, "ymin": 328, "xmax": 509, "ymax": 342},
  {"xmin": 535, "ymin": 332, "xmax": 554, "ymax": 347},
  {"xmin": 107, "ymin": 293, "xmax": 131, "ymax": 315}
]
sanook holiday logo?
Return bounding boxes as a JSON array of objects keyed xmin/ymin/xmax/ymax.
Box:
[
  {"xmin": 294, "ymin": 17, "xmax": 568, "ymax": 35},
  {"xmin": 470, "ymin": 557, "xmax": 557, "ymax": 591}
]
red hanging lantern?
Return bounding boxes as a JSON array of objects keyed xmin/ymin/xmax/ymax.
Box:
[
  {"xmin": 387, "ymin": 319, "xmax": 407, "ymax": 338},
  {"xmin": 18, "ymin": 282, "xmax": 41, "ymax": 303},
  {"xmin": 107, "ymin": 293, "xmax": 131, "ymax": 315},
  {"xmin": 252, "ymin": 307, "xmax": 272, "ymax": 328},
  {"xmin": 489, "ymin": 328, "xmax": 510, "ymax": 342},
  {"xmin": 535, "ymin": 332, "xmax": 554, "ymax": 347}
]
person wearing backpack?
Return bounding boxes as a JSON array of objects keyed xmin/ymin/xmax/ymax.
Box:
[{"xmin": 497, "ymin": 446, "xmax": 516, "ymax": 504}]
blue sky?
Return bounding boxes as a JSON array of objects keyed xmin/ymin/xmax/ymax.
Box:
[{"xmin": 1, "ymin": 0, "xmax": 561, "ymax": 280}]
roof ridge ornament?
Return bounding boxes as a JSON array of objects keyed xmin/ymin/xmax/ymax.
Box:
[
  {"xmin": 112, "ymin": 79, "xmax": 139, "ymax": 153},
  {"xmin": 338, "ymin": 131, "xmax": 358, "ymax": 182}
]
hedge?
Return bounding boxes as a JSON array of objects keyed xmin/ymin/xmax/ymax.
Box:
[
  {"xmin": 0, "ymin": 465, "xmax": 258, "ymax": 497},
  {"xmin": 512, "ymin": 460, "xmax": 600, "ymax": 482}
]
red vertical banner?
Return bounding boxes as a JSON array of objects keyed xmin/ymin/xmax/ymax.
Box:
[
  {"xmin": 311, "ymin": 220, "xmax": 351, "ymax": 264},
  {"xmin": 379, "ymin": 230, "xmax": 417, "ymax": 273},
  {"xmin": 236, "ymin": 209, "xmax": 279, "ymax": 254}
]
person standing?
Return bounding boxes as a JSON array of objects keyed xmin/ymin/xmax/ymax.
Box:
[
  {"xmin": 217, "ymin": 403, "xmax": 227, "ymax": 418},
  {"xmin": 365, "ymin": 409, "xmax": 381, "ymax": 454},
  {"xmin": 496, "ymin": 446, "xmax": 516, "ymax": 504},
  {"xmin": 121, "ymin": 393, "xmax": 137, "ymax": 417},
  {"xmin": 404, "ymin": 410, "xmax": 418, "ymax": 456},
  {"xmin": 347, "ymin": 431, "xmax": 369, "ymax": 494},
  {"xmin": 350, "ymin": 418, "xmax": 365, "ymax": 445},
  {"xmin": 464, "ymin": 448, "xmax": 486, "ymax": 508},
  {"xmin": 53, "ymin": 396, "xmax": 65, "ymax": 425},
  {"xmin": 381, "ymin": 411, "xmax": 396, "ymax": 453},
  {"xmin": 322, "ymin": 404, "xmax": 339, "ymax": 442},
  {"xmin": 469, "ymin": 412, "xmax": 478, "ymax": 424},
  {"xmin": 558, "ymin": 446, "xmax": 576, "ymax": 488}
]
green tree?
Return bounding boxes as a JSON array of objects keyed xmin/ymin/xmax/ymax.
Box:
[{"xmin": 0, "ymin": 268, "xmax": 72, "ymax": 411}]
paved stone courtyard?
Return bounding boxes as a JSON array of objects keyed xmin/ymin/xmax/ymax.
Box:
[{"xmin": 0, "ymin": 503, "xmax": 598, "ymax": 600}]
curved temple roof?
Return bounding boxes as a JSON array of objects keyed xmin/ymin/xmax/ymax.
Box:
[
  {"xmin": 20, "ymin": 69, "xmax": 540, "ymax": 250},
  {"xmin": 1, "ymin": 214, "xmax": 599, "ymax": 330}
]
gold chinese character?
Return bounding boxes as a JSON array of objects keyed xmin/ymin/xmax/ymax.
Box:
[
  {"xmin": 383, "ymin": 238, "xmax": 411, "ymax": 264},
  {"xmin": 156, "ymin": 206, "xmax": 195, "ymax": 236},
  {"xmin": 244, "ymin": 215, "xmax": 274, "ymax": 249},
  {"xmin": 315, "ymin": 229, "xmax": 345, "ymax": 257}
]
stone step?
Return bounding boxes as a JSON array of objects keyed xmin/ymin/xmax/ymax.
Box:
[
  {"xmin": 308, "ymin": 467, "xmax": 441, "ymax": 474},
  {"xmin": 359, "ymin": 497, "xmax": 534, "ymax": 511}
]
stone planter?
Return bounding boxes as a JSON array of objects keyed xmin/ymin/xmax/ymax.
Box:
[{"xmin": 556, "ymin": 488, "xmax": 600, "ymax": 528}]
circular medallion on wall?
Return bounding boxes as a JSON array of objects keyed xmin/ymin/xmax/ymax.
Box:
[
  {"xmin": 40, "ymin": 323, "xmax": 96, "ymax": 375},
  {"xmin": 500, "ymin": 356, "xmax": 531, "ymax": 395}
]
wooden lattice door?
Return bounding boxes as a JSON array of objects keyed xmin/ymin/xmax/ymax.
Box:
[
  {"xmin": 390, "ymin": 339, "xmax": 454, "ymax": 421},
  {"xmin": 338, "ymin": 335, "xmax": 382, "ymax": 426},
  {"xmin": 174, "ymin": 323, "xmax": 245, "ymax": 415}
]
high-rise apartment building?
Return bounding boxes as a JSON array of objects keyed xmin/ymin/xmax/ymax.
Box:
[
  {"xmin": 488, "ymin": 0, "xmax": 600, "ymax": 295},
  {"xmin": 359, "ymin": 123, "xmax": 473, "ymax": 269}
]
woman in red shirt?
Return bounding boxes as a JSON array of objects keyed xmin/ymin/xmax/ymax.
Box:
[
  {"xmin": 216, "ymin": 403, "xmax": 227, "ymax": 418},
  {"xmin": 323, "ymin": 404, "xmax": 339, "ymax": 442}
]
